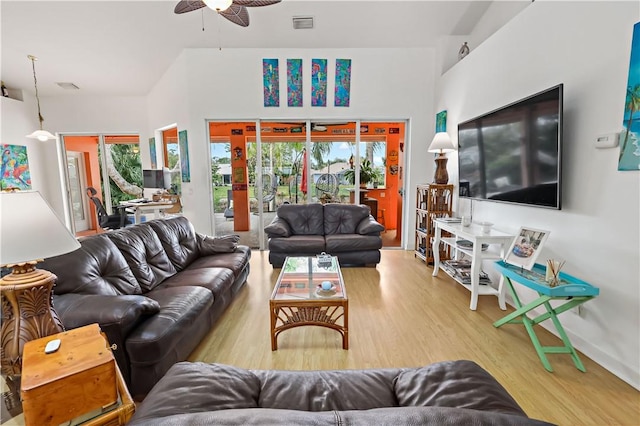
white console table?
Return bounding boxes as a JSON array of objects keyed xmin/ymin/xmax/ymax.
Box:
[{"xmin": 432, "ymin": 219, "xmax": 515, "ymax": 311}]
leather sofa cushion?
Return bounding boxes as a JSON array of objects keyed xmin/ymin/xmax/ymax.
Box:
[
  {"xmin": 394, "ymin": 360, "xmax": 526, "ymax": 415},
  {"xmin": 323, "ymin": 203, "xmax": 370, "ymax": 235},
  {"xmin": 126, "ymin": 286, "xmax": 213, "ymax": 364},
  {"xmin": 130, "ymin": 362, "xmax": 260, "ymax": 422},
  {"xmin": 254, "ymin": 368, "xmax": 400, "ymax": 411},
  {"xmin": 197, "ymin": 233, "xmax": 240, "ymax": 254},
  {"xmin": 264, "ymin": 216, "xmax": 292, "ymax": 237},
  {"xmin": 276, "ymin": 203, "xmax": 324, "ymax": 235},
  {"xmin": 187, "ymin": 246, "xmax": 251, "ymax": 279},
  {"xmin": 159, "ymin": 267, "xmax": 234, "ymax": 301},
  {"xmin": 42, "ymin": 234, "xmax": 141, "ymax": 296},
  {"xmin": 268, "ymin": 235, "xmax": 326, "ymax": 254},
  {"xmin": 148, "ymin": 216, "xmax": 199, "ymax": 271},
  {"xmin": 325, "ymin": 234, "xmax": 383, "ymax": 253},
  {"xmin": 357, "ymin": 215, "xmax": 385, "ymax": 235},
  {"xmin": 107, "ymin": 223, "xmax": 176, "ymax": 292},
  {"xmin": 129, "ymin": 361, "xmax": 553, "ymax": 426},
  {"xmin": 129, "ymin": 406, "xmax": 553, "ymax": 426}
]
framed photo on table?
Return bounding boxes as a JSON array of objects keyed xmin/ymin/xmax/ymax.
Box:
[{"xmin": 505, "ymin": 227, "xmax": 550, "ymax": 270}]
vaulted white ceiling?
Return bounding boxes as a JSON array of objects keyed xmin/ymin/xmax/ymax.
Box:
[{"xmin": 1, "ymin": 0, "xmax": 530, "ymax": 97}]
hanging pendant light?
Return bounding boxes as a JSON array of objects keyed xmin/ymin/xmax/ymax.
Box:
[{"xmin": 25, "ymin": 55, "xmax": 56, "ymax": 142}]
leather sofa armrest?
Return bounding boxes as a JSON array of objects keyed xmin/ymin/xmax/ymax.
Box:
[
  {"xmin": 53, "ymin": 293, "xmax": 160, "ymax": 334},
  {"xmin": 357, "ymin": 216, "xmax": 385, "ymax": 235},
  {"xmin": 264, "ymin": 216, "xmax": 292, "ymax": 237},
  {"xmin": 53, "ymin": 293, "xmax": 160, "ymax": 387}
]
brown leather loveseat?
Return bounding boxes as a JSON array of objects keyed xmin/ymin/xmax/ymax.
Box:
[
  {"xmin": 128, "ymin": 360, "xmax": 554, "ymax": 425},
  {"xmin": 265, "ymin": 203, "xmax": 384, "ymax": 267},
  {"xmin": 40, "ymin": 216, "xmax": 250, "ymax": 399}
]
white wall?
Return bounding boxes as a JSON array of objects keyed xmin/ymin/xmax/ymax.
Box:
[
  {"xmin": 0, "ymin": 95, "xmax": 64, "ymax": 213},
  {"xmin": 436, "ymin": 1, "xmax": 640, "ymax": 388},
  {"xmin": 146, "ymin": 47, "xmax": 436, "ymax": 236}
]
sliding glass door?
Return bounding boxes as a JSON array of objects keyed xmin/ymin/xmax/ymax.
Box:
[{"xmin": 207, "ymin": 119, "xmax": 405, "ymax": 250}]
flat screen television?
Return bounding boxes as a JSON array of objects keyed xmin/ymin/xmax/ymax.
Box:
[
  {"xmin": 143, "ymin": 169, "xmax": 166, "ymax": 189},
  {"xmin": 457, "ymin": 84, "xmax": 563, "ymax": 209}
]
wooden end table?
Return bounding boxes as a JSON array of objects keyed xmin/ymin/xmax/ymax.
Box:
[
  {"xmin": 20, "ymin": 324, "xmax": 134, "ymax": 426},
  {"xmin": 270, "ymin": 256, "xmax": 348, "ymax": 350}
]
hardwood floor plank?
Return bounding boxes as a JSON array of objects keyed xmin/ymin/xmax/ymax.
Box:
[{"xmin": 188, "ymin": 250, "xmax": 640, "ymax": 426}]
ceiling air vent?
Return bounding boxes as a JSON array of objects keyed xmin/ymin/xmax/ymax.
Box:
[
  {"xmin": 293, "ymin": 16, "xmax": 313, "ymax": 30},
  {"xmin": 56, "ymin": 82, "xmax": 80, "ymax": 90}
]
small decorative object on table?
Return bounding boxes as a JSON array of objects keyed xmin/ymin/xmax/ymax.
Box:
[
  {"xmin": 316, "ymin": 280, "xmax": 337, "ymax": 297},
  {"xmin": 317, "ymin": 252, "xmax": 332, "ymax": 268},
  {"xmin": 479, "ymin": 221, "xmax": 493, "ymax": 234},
  {"xmin": 545, "ymin": 259, "xmax": 565, "ymax": 287}
]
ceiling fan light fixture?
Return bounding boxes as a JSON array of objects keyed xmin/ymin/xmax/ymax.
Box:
[{"xmin": 203, "ymin": 0, "xmax": 233, "ymax": 12}]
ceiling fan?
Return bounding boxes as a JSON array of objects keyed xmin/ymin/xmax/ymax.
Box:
[{"xmin": 174, "ymin": 0, "xmax": 282, "ymax": 27}]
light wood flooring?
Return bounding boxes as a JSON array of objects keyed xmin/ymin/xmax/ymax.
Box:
[{"xmin": 189, "ymin": 250, "xmax": 640, "ymax": 426}]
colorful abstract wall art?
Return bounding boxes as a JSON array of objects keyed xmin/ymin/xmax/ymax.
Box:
[
  {"xmin": 178, "ymin": 130, "xmax": 191, "ymax": 182},
  {"xmin": 1, "ymin": 144, "xmax": 32, "ymax": 190},
  {"xmin": 287, "ymin": 59, "xmax": 303, "ymax": 107},
  {"xmin": 149, "ymin": 137, "xmax": 157, "ymax": 169},
  {"xmin": 311, "ymin": 59, "xmax": 327, "ymax": 107},
  {"xmin": 263, "ymin": 58, "xmax": 280, "ymax": 107},
  {"xmin": 619, "ymin": 21, "xmax": 640, "ymax": 171},
  {"xmin": 334, "ymin": 59, "xmax": 352, "ymax": 107},
  {"xmin": 436, "ymin": 110, "xmax": 447, "ymax": 132}
]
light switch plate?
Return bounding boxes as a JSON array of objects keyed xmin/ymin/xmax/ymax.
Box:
[{"xmin": 595, "ymin": 133, "xmax": 619, "ymax": 149}]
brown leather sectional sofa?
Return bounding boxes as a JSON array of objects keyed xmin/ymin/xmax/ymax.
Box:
[
  {"xmin": 41, "ymin": 216, "xmax": 250, "ymax": 399},
  {"xmin": 265, "ymin": 203, "xmax": 385, "ymax": 267},
  {"xmin": 128, "ymin": 360, "xmax": 554, "ymax": 425}
]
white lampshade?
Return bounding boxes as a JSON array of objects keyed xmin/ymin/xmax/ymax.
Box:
[
  {"xmin": 203, "ymin": 0, "xmax": 233, "ymax": 11},
  {"xmin": 0, "ymin": 191, "xmax": 80, "ymax": 266},
  {"xmin": 428, "ymin": 132, "xmax": 456, "ymax": 153},
  {"xmin": 26, "ymin": 130, "xmax": 57, "ymax": 141}
]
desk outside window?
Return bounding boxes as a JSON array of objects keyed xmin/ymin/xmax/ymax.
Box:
[{"xmin": 119, "ymin": 200, "xmax": 175, "ymax": 224}]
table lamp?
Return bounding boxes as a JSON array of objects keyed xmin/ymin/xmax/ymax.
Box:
[
  {"xmin": 428, "ymin": 132, "xmax": 456, "ymax": 184},
  {"xmin": 0, "ymin": 190, "xmax": 81, "ymax": 414}
]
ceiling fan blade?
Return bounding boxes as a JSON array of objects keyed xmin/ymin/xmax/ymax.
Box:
[
  {"xmin": 220, "ymin": 4, "xmax": 250, "ymax": 27},
  {"xmin": 174, "ymin": 0, "xmax": 207, "ymax": 14},
  {"xmin": 233, "ymin": 0, "xmax": 281, "ymax": 7}
]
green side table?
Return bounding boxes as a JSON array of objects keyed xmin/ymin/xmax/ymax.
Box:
[{"xmin": 493, "ymin": 260, "xmax": 600, "ymax": 372}]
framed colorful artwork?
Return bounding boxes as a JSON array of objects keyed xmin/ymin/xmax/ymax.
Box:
[
  {"xmin": 619, "ymin": 21, "xmax": 640, "ymax": 171},
  {"xmin": 287, "ymin": 58, "xmax": 303, "ymax": 107},
  {"xmin": 263, "ymin": 58, "xmax": 280, "ymax": 107},
  {"xmin": 436, "ymin": 110, "xmax": 447, "ymax": 133},
  {"xmin": 334, "ymin": 58, "xmax": 352, "ymax": 107},
  {"xmin": 311, "ymin": 59, "xmax": 327, "ymax": 107},
  {"xmin": 504, "ymin": 227, "xmax": 550, "ymax": 270},
  {"xmin": 178, "ymin": 130, "xmax": 191, "ymax": 182},
  {"xmin": 1, "ymin": 144, "xmax": 32, "ymax": 190},
  {"xmin": 149, "ymin": 137, "xmax": 157, "ymax": 169}
]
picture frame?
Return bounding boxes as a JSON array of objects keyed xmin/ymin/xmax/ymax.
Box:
[{"xmin": 504, "ymin": 227, "xmax": 550, "ymax": 270}]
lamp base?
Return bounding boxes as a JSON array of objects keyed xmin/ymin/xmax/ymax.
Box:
[
  {"xmin": 433, "ymin": 154, "xmax": 449, "ymax": 184},
  {"xmin": 1, "ymin": 266, "xmax": 64, "ymax": 377}
]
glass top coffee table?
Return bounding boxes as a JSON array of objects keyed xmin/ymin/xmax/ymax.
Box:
[{"xmin": 270, "ymin": 255, "xmax": 348, "ymax": 350}]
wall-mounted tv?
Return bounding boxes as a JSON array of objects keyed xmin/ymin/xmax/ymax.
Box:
[
  {"xmin": 143, "ymin": 169, "xmax": 166, "ymax": 189},
  {"xmin": 458, "ymin": 84, "xmax": 563, "ymax": 209}
]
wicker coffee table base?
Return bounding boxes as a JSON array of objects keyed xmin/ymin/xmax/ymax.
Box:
[{"xmin": 270, "ymin": 299, "xmax": 348, "ymax": 350}]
